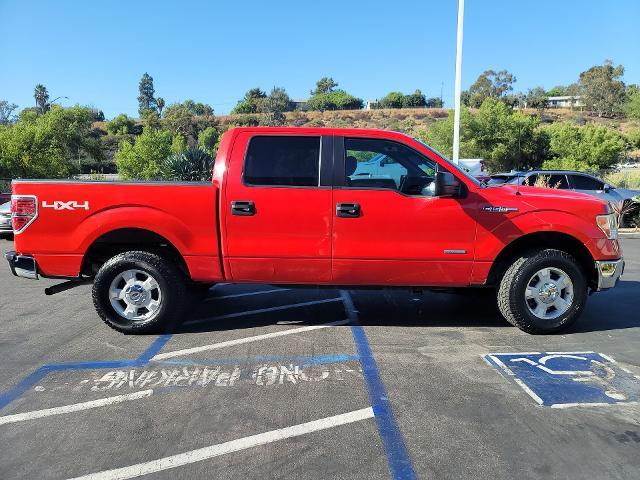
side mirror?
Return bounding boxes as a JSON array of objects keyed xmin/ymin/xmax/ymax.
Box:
[
  {"xmin": 434, "ymin": 171, "xmax": 460, "ymax": 197},
  {"xmin": 603, "ymin": 183, "xmax": 612, "ymax": 192}
]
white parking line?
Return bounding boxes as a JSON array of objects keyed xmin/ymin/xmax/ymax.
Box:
[
  {"xmin": 67, "ymin": 407, "xmax": 374, "ymax": 480},
  {"xmin": 183, "ymin": 297, "xmax": 343, "ymax": 325},
  {"xmin": 212, "ymin": 288, "xmax": 290, "ymax": 300},
  {"xmin": 153, "ymin": 319, "xmax": 350, "ymax": 360},
  {"xmin": 0, "ymin": 390, "xmax": 153, "ymax": 425}
]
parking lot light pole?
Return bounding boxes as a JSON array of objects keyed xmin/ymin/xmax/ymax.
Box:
[{"xmin": 452, "ymin": 0, "xmax": 464, "ymax": 164}]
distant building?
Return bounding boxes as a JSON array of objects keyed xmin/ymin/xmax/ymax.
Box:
[
  {"xmin": 291, "ymin": 99, "xmax": 309, "ymax": 111},
  {"xmin": 546, "ymin": 95, "xmax": 584, "ymax": 108},
  {"xmin": 365, "ymin": 100, "xmax": 380, "ymax": 110}
]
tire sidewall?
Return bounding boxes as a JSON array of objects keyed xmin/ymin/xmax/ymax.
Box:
[{"xmin": 510, "ymin": 252, "xmax": 587, "ymax": 333}]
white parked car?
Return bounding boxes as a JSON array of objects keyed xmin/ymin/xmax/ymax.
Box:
[{"xmin": 0, "ymin": 201, "xmax": 12, "ymax": 234}]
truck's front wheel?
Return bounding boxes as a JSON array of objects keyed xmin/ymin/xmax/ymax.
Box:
[
  {"xmin": 497, "ymin": 249, "xmax": 587, "ymax": 334},
  {"xmin": 92, "ymin": 251, "xmax": 186, "ymax": 334}
]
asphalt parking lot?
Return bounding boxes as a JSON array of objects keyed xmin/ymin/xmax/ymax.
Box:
[{"xmin": 1, "ymin": 236, "xmax": 639, "ymax": 480}]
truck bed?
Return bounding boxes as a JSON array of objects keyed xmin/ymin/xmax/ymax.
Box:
[{"xmin": 11, "ymin": 180, "xmax": 222, "ymax": 281}]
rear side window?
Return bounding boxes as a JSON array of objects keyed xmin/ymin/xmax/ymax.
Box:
[
  {"xmin": 571, "ymin": 175, "xmax": 604, "ymax": 190},
  {"xmin": 524, "ymin": 174, "xmax": 569, "ymax": 189},
  {"xmin": 244, "ymin": 136, "xmax": 320, "ymax": 187}
]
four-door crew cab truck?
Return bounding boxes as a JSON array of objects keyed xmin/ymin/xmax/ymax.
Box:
[{"xmin": 5, "ymin": 127, "xmax": 624, "ymax": 334}]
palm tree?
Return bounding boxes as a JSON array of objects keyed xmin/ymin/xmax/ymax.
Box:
[
  {"xmin": 34, "ymin": 84, "xmax": 50, "ymax": 113},
  {"xmin": 156, "ymin": 97, "xmax": 165, "ymax": 117}
]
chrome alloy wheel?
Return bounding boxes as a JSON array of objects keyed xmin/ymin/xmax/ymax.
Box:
[
  {"xmin": 108, "ymin": 269, "xmax": 162, "ymax": 322},
  {"xmin": 525, "ymin": 267, "xmax": 574, "ymax": 320}
]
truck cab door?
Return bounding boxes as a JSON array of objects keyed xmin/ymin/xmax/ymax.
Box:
[
  {"xmin": 331, "ymin": 136, "xmax": 477, "ymax": 286},
  {"xmin": 223, "ymin": 133, "xmax": 333, "ymax": 283}
]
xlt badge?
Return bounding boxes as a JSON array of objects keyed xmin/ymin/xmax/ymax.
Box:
[{"xmin": 482, "ymin": 206, "xmax": 519, "ymax": 213}]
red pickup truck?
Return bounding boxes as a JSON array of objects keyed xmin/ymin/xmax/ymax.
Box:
[{"xmin": 5, "ymin": 127, "xmax": 624, "ymax": 334}]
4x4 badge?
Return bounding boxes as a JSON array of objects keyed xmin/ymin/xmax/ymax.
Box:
[
  {"xmin": 482, "ymin": 206, "xmax": 518, "ymax": 213},
  {"xmin": 42, "ymin": 200, "xmax": 90, "ymax": 211}
]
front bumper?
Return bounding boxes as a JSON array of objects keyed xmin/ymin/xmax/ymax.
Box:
[
  {"xmin": 5, "ymin": 251, "xmax": 39, "ymax": 279},
  {"xmin": 595, "ymin": 259, "xmax": 624, "ymax": 291}
]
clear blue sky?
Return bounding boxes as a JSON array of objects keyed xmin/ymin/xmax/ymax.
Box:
[{"xmin": 1, "ymin": 0, "xmax": 639, "ymax": 118}]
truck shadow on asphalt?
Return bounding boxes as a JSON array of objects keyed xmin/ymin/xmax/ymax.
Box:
[{"xmin": 173, "ymin": 280, "xmax": 640, "ymax": 335}]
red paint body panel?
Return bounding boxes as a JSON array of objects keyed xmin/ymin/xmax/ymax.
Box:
[
  {"xmin": 332, "ymin": 189, "xmax": 477, "ymax": 285},
  {"xmin": 9, "ymin": 127, "xmax": 620, "ymax": 288},
  {"xmin": 12, "ymin": 181, "xmax": 222, "ymax": 281},
  {"xmin": 222, "ymin": 132, "xmax": 333, "ymax": 283}
]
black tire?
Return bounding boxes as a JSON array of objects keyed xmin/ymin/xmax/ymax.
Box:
[
  {"xmin": 92, "ymin": 251, "xmax": 186, "ymax": 334},
  {"xmin": 497, "ymin": 249, "xmax": 587, "ymax": 334}
]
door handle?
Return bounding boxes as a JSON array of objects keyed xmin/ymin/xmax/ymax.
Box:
[
  {"xmin": 231, "ymin": 200, "xmax": 256, "ymax": 216},
  {"xmin": 336, "ymin": 203, "xmax": 360, "ymax": 218}
]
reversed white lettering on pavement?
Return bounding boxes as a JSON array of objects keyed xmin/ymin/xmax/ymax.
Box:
[{"xmin": 80, "ymin": 363, "xmax": 363, "ymax": 391}]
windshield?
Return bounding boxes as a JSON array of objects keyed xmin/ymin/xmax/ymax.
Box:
[{"xmin": 412, "ymin": 138, "xmax": 482, "ymax": 186}]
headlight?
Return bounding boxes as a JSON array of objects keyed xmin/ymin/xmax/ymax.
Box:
[{"xmin": 596, "ymin": 213, "xmax": 618, "ymax": 240}]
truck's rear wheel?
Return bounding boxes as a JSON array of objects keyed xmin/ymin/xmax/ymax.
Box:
[
  {"xmin": 497, "ymin": 249, "xmax": 587, "ymax": 334},
  {"xmin": 92, "ymin": 251, "xmax": 186, "ymax": 334}
]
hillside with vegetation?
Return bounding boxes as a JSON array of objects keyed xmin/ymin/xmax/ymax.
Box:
[{"xmin": 1, "ymin": 61, "xmax": 640, "ymax": 191}]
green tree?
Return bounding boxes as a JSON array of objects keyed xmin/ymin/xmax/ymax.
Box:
[
  {"xmin": 415, "ymin": 107, "xmax": 478, "ymax": 159},
  {"xmin": 181, "ymin": 99, "xmax": 214, "ymax": 116},
  {"xmin": 542, "ymin": 122, "xmax": 627, "ymax": 171},
  {"xmin": 0, "ymin": 105, "xmax": 102, "ymax": 178},
  {"xmin": 379, "ymin": 92, "xmax": 405, "ymax": 109},
  {"xmin": 115, "ymin": 129, "xmax": 172, "ymax": 179},
  {"xmin": 463, "ymin": 69, "xmax": 516, "ymax": 107},
  {"xmin": 307, "ymin": 90, "xmax": 363, "ymax": 111},
  {"xmin": 425, "ymin": 97, "xmax": 444, "ymax": 108},
  {"xmin": 311, "ymin": 77, "xmax": 338, "ymax": 95},
  {"xmin": 579, "ymin": 60, "xmax": 626, "ymax": 117},
  {"xmin": 137, "ymin": 72, "xmax": 157, "ymax": 116},
  {"xmin": 626, "ymin": 129, "xmax": 640, "ymax": 149},
  {"xmin": 232, "ymin": 88, "xmax": 267, "ymax": 114},
  {"xmin": 171, "ymin": 134, "xmax": 187, "ymax": 154},
  {"xmin": 106, "ymin": 114, "xmax": 135, "ymax": 135},
  {"xmin": 403, "ymin": 89, "xmax": 427, "ymax": 108},
  {"xmin": 34, "ymin": 84, "xmax": 49, "ymax": 113},
  {"xmin": 259, "ymin": 87, "xmax": 291, "ymax": 126},
  {"xmin": 624, "ymin": 88, "xmax": 640, "ymax": 120},
  {"xmin": 470, "ymin": 98, "xmax": 546, "ymax": 172},
  {"xmin": 546, "ymin": 86, "xmax": 566, "ymax": 97},
  {"xmin": 526, "ymin": 86, "xmax": 548, "ymax": 112},
  {"xmin": 140, "ymin": 109, "xmax": 161, "ymax": 131},
  {"xmin": 156, "ymin": 97, "xmax": 165, "ymax": 117},
  {"xmin": 198, "ymin": 126, "xmax": 219, "ymax": 154},
  {"xmin": 419, "ymin": 99, "xmax": 546, "ymax": 172},
  {"xmin": 0, "ymin": 100, "xmax": 18, "ymax": 124},
  {"xmin": 163, "ymin": 102, "xmax": 196, "ymax": 138}
]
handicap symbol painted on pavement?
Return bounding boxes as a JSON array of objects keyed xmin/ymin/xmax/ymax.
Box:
[{"xmin": 484, "ymin": 352, "xmax": 640, "ymax": 408}]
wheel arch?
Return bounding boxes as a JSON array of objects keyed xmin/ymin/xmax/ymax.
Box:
[
  {"xmin": 487, "ymin": 231, "xmax": 596, "ymax": 288},
  {"xmin": 81, "ymin": 228, "xmax": 189, "ymax": 278}
]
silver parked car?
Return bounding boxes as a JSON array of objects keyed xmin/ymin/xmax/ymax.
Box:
[
  {"xmin": 0, "ymin": 201, "xmax": 12, "ymax": 234},
  {"xmin": 490, "ymin": 170, "xmax": 640, "ymax": 204}
]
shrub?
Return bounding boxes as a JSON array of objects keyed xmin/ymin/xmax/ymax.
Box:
[
  {"xmin": 603, "ymin": 170, "xmax": 640, "ymax": 189},
  {"xmin": 307, "ymin": 90, "xmax": 363, "ymax": 111},
  {"xmin": 106, "ymin": 114, "xmax": 135, "ymax": 135},
  {"xmin": 626, "ymin": 129, "xmax": 640, "ymax": 149},
  {"xmin": 160, "ymin": 148, "xmax": 213, "ymax": 181},
  {"xmin": 379, "ymin": 92, "xmax": 404, "ymax": 109},
  {"xmin": 0, "ymin": 105, "xmax": 102, "ymax": 178},
  {"xmin": 541, "ymin": 122, "xmax": 627, "ymax": 171},
  {"xmin": 532, "ymin": 175, "xmax": 562, "ymax": 189},
  {"xmin": 198, "ymin": 127, "xmax": 219, "ymax": 154},
  {"xmin": 115, "ymin": 129, "xmax": 172, "ymax": 179}
]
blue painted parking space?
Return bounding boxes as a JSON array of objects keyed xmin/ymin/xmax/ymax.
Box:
[{"xmin": 485, "ymin": 352, "xmax": 640, "ymax": 408}]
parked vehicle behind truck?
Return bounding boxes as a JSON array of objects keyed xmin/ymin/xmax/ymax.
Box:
[{"xmin": 5, "ymin": 127, "xmax": 624, "ymax": 334}]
